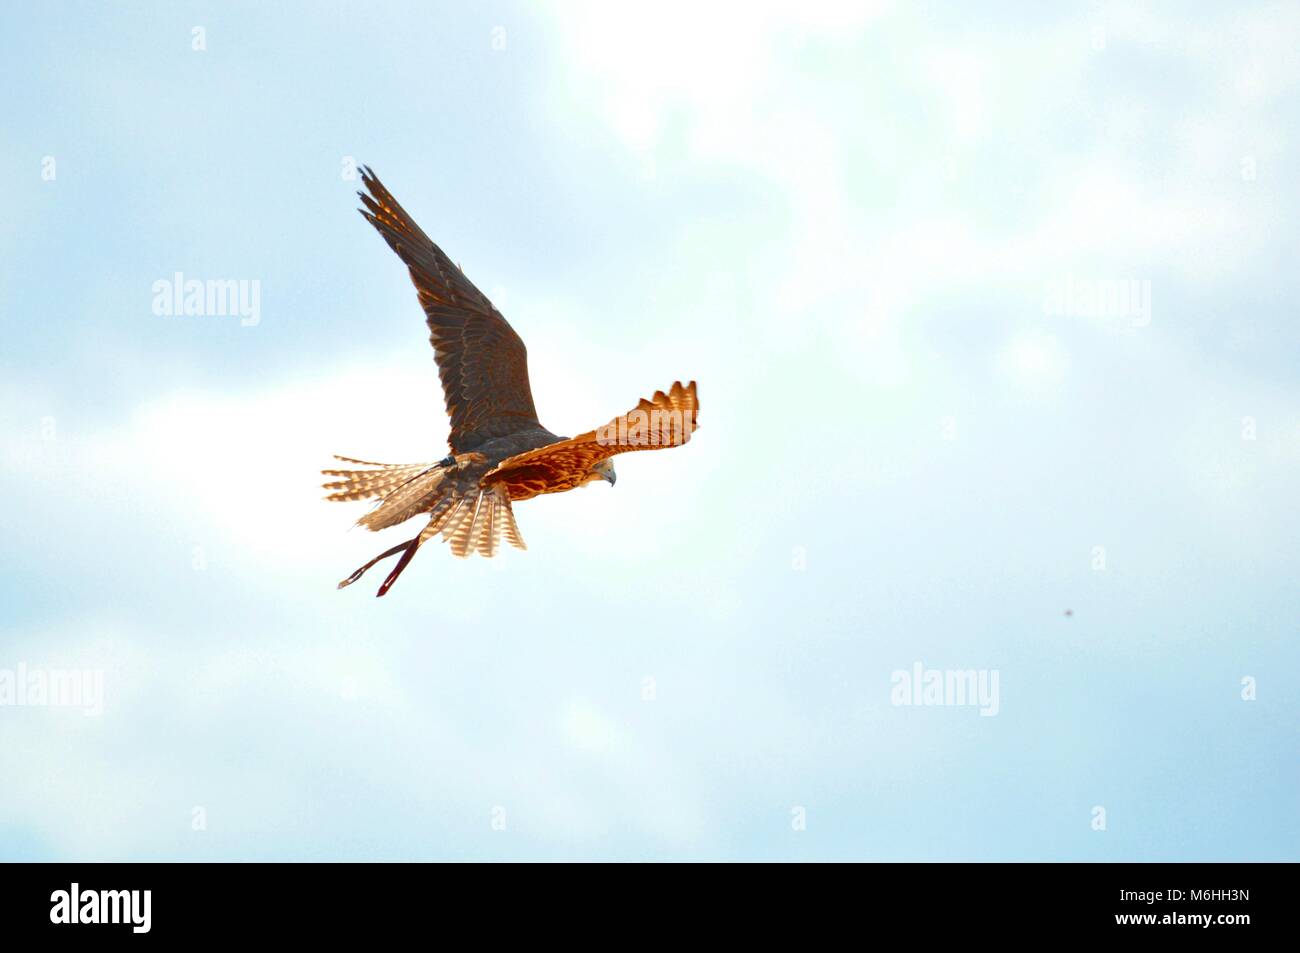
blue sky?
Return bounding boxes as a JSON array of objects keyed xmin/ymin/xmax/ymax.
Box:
[{"xmin": 1, "ymin": 1, "xmax": 1296, "ymax": 860}]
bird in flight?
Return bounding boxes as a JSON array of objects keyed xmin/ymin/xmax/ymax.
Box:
[{"xmin": 323, "ymin": 167, "xmax": 699, "ymax": 596}]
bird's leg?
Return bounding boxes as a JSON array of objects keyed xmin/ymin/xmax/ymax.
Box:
[
  {"xmin": 375, "ymin": 535, "xmax": 425, "ymax": 598},
  {"xmin": 337, "ymin": 536, "xmax": 419, "ymax": 590}
]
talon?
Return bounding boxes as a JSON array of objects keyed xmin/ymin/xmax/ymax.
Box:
[{"xmin": 336, "ymin": 537, "xmax": 419, "ymax": 593}]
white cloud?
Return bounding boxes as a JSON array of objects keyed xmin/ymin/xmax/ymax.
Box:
[{"xmin": 997, "ymin": 332, "xmax": 1069, "ymax": 391}]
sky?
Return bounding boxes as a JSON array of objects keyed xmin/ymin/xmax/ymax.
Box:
[{"xmin": 0, "ymin": 1, "xmax": 1296, "ymax": 861}]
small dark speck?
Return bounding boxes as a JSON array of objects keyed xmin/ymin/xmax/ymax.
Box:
[{"xmin": 1064, "ymin": 610, "xmax": 1073, "ymax": 617}]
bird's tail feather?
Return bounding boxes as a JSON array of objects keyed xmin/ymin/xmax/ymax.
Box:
[
  {"xmin": 322, "ymin": 457, "xmax": 440, "ymax": 504},
  {"xmin": 324, "ymin": 455, "xmax": 461, "ymax": 532},
  {"xmin": 335, "ymin": 482, "xmax": 526, "ymax": 596},
  {"xmin": 422, "ymin": 484, "xmax": 525, "ymax": 558}
]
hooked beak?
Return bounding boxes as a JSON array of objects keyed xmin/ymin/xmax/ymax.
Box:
[{"xmin": 594, "ymin": 459, "xmax": 616, "ymax": 486}]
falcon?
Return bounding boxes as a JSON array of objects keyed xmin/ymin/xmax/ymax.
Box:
[{"xmin": 323, "ymin": 167, "xmax": 699, "ymax": 596}]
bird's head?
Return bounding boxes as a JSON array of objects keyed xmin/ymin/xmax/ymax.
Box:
[{"xmin": 590, "ymin": 458, "xmax": 616, "ymax": 487}]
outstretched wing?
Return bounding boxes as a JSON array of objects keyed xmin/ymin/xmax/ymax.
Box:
[
  {"xmin": 357, "ymin": 166, "xmax": 541, "ymax": 453},
  {"xmin": 486, "ymin": 381, "xmax": 698, "ymax": 498}
]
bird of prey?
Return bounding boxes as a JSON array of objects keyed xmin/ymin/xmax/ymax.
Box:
[{"xmin": 323, "ymin": 167, "xmax": 699, "ymax": 596}]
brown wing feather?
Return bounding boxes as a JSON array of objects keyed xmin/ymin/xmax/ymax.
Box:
[
  {"xmin": 356, "ymin": 167, "xmax": 541, "ymax": 453},
  {"xmin": 486, "ymin": 381, "xmax": 699, "ymax": 500}
]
